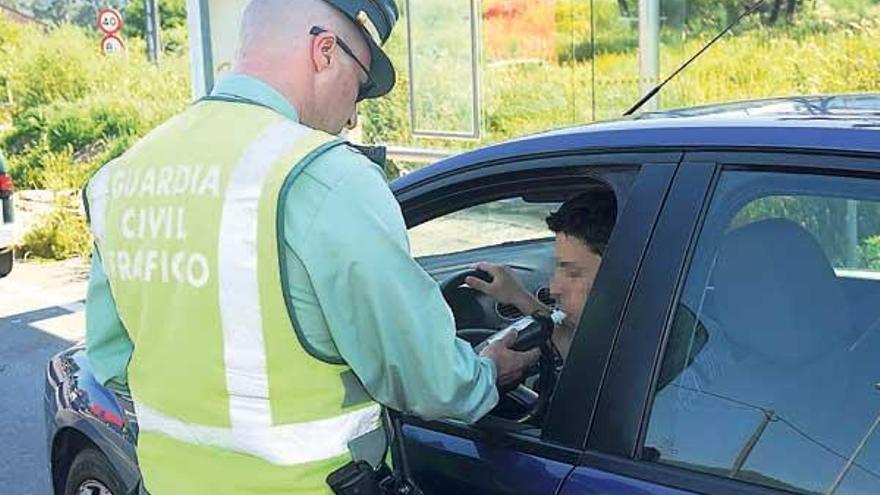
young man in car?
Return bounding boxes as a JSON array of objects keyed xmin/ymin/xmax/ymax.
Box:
[{"xmin": 465, "ymin": 191, "xmax": 617, "ymax": 360}]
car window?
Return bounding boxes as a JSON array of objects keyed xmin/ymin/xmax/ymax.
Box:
[
  {"xmin": 408, "ymin": 198, "xmax": 559, "ymax": 258},
  {"xmin": 644, "ymin": 169, "xmax": 880, "ymax": 495},
  {"xmin": 733, "ymin": 195, "xmax": 880, "ymax": 276}
]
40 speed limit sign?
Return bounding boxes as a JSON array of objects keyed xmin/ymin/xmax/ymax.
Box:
[{"xmin": 97, "ymin": 8, "xmax": 123, "ymax": 34}]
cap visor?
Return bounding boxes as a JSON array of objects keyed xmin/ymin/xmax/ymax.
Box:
[{"xmin": 363, "ymin": 36, "xmax": 395, "ymax": 99}]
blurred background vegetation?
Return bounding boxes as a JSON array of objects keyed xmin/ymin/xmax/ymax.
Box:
[
  {"xmin": 366, "ymin": 0, "xmax": 880, "ymax": 149},
  {"xmin": 1, "ymin": 0, "xmax": 880, "ymax": 259}
]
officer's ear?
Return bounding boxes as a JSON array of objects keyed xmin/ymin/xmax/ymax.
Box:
[
  {"xmin": 311, "ymin": 31, "xmax": 337, "ymax": 73},
  {"xmin": 345, "ymin": 110, "xmax": 358, "ymax": 130}
]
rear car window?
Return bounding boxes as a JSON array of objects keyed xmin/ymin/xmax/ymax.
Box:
[{"xmin": 644, "ymin": 169, "xmax": 880, "ymax": 495}]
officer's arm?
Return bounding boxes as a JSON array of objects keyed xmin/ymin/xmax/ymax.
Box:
[
  {"xmin": 84, "ymin": 247, "xmax": 133, "ymax": 393},
  {"xmin": 293, "ymin": 159, "xmax": 499, "ymax": 423}
]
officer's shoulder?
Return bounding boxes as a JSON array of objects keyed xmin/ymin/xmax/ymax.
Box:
[{"xmin": 306, "ymin": 142, "xmax": 388, "ymax": 190}]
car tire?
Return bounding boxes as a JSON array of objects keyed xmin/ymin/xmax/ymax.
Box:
[
  {"xmin": 64, "ymin": 447, "xmax": 126, "ymax": 495},
  {"xmin": 0, "ymin": 248, "xmax": 11, "ymax": 278}
]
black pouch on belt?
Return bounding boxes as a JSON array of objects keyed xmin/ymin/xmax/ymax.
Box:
[{"xmin": 327, "ymin": 460, "xmax": 382, "ymax": 495}]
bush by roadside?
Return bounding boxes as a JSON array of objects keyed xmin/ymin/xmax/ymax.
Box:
[
  {"xmin": 14, "ymin": 191, "xmax": 91, "ymax": 261},
  {"xmin": 18, "ymin": 200, "xmax": 90, "ymax": 260}
]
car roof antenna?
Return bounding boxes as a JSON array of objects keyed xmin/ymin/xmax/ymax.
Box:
[{"xmin": 623, "ymin": 0, "xmax": 766, "ymax": 117}]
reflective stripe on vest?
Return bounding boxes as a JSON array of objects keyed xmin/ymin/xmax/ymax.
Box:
[
  {"xmin": 85, "ymin": 102, "xmax": 381, "ymax": 486},
  {"xmin": 135, "ymin": 400, "xmax": 381, "ymax": 465},
  {"xmin": 218, "ymin": 121, "xmax": 305, "ymax": 429}
]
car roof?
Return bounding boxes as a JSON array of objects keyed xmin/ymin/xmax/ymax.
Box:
[{"xmin": 393, "ymin": 94, "xmax": 880, "ymax": 191}]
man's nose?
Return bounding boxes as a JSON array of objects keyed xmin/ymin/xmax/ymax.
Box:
[{"xmin": 549, "ymin": 274, "xmax": 561, "ymax": 298}]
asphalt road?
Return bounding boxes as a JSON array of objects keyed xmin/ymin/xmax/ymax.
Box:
[{"xmin": 0, "ymin": 258, "xmax": 88, "ymax": 495}]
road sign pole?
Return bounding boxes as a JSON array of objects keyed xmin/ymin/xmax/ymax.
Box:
[
  {"xmin": 145, "ymin": 0, "xmax": 162, "ymax": 64},
  {"xmin": 638, "ymin": 0, "xmax": 661, "ymax": 111}
]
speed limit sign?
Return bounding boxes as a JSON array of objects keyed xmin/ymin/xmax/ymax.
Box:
[
  {"xmin": 101, "ymin": 34, "xmax": 126, "ymax": 55},
  {"xmin": 97, "ymin": 8, "xmax": 123, "ymax": 35}
]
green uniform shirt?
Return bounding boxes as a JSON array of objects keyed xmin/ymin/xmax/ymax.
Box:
[{"xmin": 86, "ymin": 73, "xmax": 498, "ymax": 423}]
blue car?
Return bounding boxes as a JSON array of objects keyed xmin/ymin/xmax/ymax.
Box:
[{"xmin": 45, "ymin": 95, "xmax": 880, "ymax": 495}]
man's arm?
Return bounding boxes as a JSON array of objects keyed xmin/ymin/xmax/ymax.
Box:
[
  {"xmin": 286, "ymin": 157, "xmax": 502, "ymax": 423},
  {"xmin": 84, "ymin": 248, "xmax": 133, "ymax": 393}
]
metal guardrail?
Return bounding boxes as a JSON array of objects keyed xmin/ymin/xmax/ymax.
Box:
[{"xmin": 385, "ymin": 146, "xmax": 453, "ymax": 164}]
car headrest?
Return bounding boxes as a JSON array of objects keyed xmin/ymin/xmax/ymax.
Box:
[{"xmin": 713, "ymin": 218, "xmax": 853, "ymax": 366}]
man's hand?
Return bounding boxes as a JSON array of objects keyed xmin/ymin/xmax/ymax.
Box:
[
  {"xmin": 465, "ymin": 262, "xmax": 547, "ymax": 316},
  {"xmin": 479, "ymin": 330, "xmax": 540, "ymax": 388}
]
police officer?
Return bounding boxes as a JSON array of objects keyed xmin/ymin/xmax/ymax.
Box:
[{"xmin": 83, "ymin": 1, "xmax": 537, "ymax": 494}]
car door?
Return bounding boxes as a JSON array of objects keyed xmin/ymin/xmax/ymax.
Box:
[
  {"xmin": 390, "ymin": 150, "xmax": 681, "ymax": 495},
  {"xmin": 567, "ymin": 152, "xmax": 880, "ymax": 495}
]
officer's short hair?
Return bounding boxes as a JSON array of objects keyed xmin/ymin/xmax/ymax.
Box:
[{"xmin": 546, "ymin": 190, "xmax": 617, "ymax": 256}]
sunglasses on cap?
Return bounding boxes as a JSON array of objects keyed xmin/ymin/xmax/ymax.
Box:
[{"xmin": 309, "ymin": 26, "xmax": 375, "ymax": 102}]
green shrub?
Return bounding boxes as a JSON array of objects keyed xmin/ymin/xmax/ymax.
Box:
[
  {"xmin": 18, "ymin": 197, "xmax": 92, "ymax": 260},
  {"xmin": 859, "ymin": 235, "xmax": 880, "ymax": 270},
  {"xmin": 161, "ymin": 25, "xmax": 190, "ymax": 56},
  {"xmin": 4, "ymin": 24, "xmax": 96, "ymax": 109},
  {"xmin": 7, "ymin": 138, "xmax": 87, "ymax": 190},
  {"xmin": 6, "ymin": 98, "xmax": 144, "ymax": 153}
]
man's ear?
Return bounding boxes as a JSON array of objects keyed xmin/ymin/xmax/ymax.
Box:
[{"xmin": 311, "ymin": 33, "xmax": 337, "ymax": 73}]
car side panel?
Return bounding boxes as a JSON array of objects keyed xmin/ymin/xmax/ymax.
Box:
[
  {"xmin": 401, "ymin": 426, "xmax": 575, "ymax": 495},
  {"xmin": 44, "ymin": 349, "xmax": 140, "ymax": 494},
  {"xmin": 560, "ymin": 466, "xmax": 697, "ymax": 495}
]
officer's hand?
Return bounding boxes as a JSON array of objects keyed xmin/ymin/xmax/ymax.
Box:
[
  {"xmin": 465, "ymin": 262, "xmax": 536, "ymax": 312},
  {"xmin": 479, "ymin": 330, "xmax": 540, "ymax": 388}
]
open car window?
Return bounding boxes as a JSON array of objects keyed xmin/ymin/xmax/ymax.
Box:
[{"xmin": 403, "ymin": 169, "xmax": 634, "ymax": 434}]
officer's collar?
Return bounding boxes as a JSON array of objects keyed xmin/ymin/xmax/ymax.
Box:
[{"xmin": 210, "ymin": 73, "xmax": 300, "ymax": 123}]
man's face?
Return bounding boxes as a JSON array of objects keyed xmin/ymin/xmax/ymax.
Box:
[
  {"xmin": 310, "ymin": 29, "xmax": 371, "ymax": 134},
  {"xmin": 549, "ymin": 233, "xmax": 602, "ymax": 330}
]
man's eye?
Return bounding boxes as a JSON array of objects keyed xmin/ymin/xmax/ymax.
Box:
[{"xmin": 567, "ymin": 270, "xmax": 583, "ymax": 278}]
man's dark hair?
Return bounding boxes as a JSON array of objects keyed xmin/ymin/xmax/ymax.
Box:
[{"xmin": 546, "ymin": 190, "xmax": 617, "ymax": 256}]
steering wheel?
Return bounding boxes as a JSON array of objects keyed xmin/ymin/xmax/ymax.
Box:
[
  {"xmin": 440, "ymin": 270, "xmax": 557, "ymax": 423},
  {"xmin": 439, "ymin": 269, "xmax": 495, "ymax": 329}
]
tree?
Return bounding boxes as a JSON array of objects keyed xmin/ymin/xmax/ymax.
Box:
[
  {"xmin": 28, "ymin": 0, "xmax": 127, "ymax": 27},
  {"xmin": 767, "ymin": 0, "xmax": 802, "ymax": 25},
  {"xmin": 123, "ymin": 0, "xmax": 186, "ymax": 40},
  {"xmin": 641, "ymin": 0, "xmax": 806, "ymax": 31}
]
